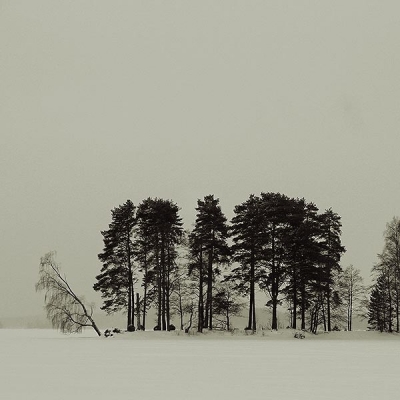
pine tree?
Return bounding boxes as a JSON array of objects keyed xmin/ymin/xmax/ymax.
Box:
[
  {"xmin": 188, "ymin": 230, "xmax": 204, "ymax": 332},
  {"xmin": 189, "ymin": 195, "xmax": 230, "ymax": 331},
  {"xmin": 228, "ymin": 195, "xmax": 264, "ymax": 331},
  {"xmin": 135, "ymin": 199, "xmax": 156, "ymax": 330},
  {"xmin": 368, "ymin": 272, "xmax": 393, "ymax": 332},
  {"xmin": 258, "ymin": 192, "xmax": 296, "ymax": 330},
  {"xmin": 93, "ymin": 200, "xmax": 136, "ymax": 330},
  {"xmin": 317, "ymin": 208, "xmax": 346, "ymax": 331},
  {"xmin": 136, "ymin": 198, "xmax": 183, "ymax": 331},
  {"xmin": 282, "ymin": 198, "xmax": 320, "ymax": 329}
]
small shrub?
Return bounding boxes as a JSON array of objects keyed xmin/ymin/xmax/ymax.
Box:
[
  {"xmin": 104, "ymin": 329, "xmax": 113, "ymax": 337},
  {"xmin": 294, "ymin": 331, "xmax": 305, "ymax": 339}
]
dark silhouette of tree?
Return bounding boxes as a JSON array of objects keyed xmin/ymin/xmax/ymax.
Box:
[
  {"xmin": 228, "ymin": 193, "xmax": 346, "ymax": 332},
  {"xmin": 135, "ymin": 199, "xmax": 157, "ymax": 330},
  {"xmin": 317, "ymin": 208, "xmax": 346, "ymax": 331},
  {"xmin": 228, "ymin": 195, "xmax": 264, "ymax": 332},
  {"xmin": 137, "ymin": 198, "xmax": 183, "ymax": 331},
  {"xmin": 258, "ymin": 192, "xmax": 296, "ymax": 330},
  {"xmin": 36, "ymin": 252, "xmax": 101, "ymax": 336},
  {"xmin": 187, "ymin": 230, "xmax": 206, "ymax": 332},
  {"xmin": 189, "ymin": 195, "xmax": 230, "ymax": 331},
  {"xmin": 368, "ymin": 272, "xmax": 393, "ymax": 332},
  {"xmin": 93, "ymin": 200, "xmax": 136, "ymax": 330},
  {"xmin": 283, "ymin": 199, "xmax": 320, "ymax": 329}
]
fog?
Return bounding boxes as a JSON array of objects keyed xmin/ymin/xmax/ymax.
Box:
[{"xmin": 1, "ymin": 1, "xmax": 400, "ymax": 319}]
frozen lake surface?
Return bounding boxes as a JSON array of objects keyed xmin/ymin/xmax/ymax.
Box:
[{"xmin": 1, "ymin": 329, "xmax": 400, "ymax": 399}]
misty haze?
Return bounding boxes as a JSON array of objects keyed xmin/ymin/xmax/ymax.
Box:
[{"xmin": 1, "ymin": 1, "xmax": 400, "ymax": 399}]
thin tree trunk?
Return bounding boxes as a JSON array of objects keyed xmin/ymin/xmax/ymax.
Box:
[
  {"xmin": 156, "ymin": 242, "xmax": 162, "ymax": 329},
  {"xmin": 179, "ymin": 292, "xmax": 184, "ymax": 331},
  {"xmin": 327, "ymin": 285, "xmax": 331, "ymax": 332},
  {"xmin": 249, "ymin": 250, "xmax": 256, "ymax": 331},
  {"xmin": 206, "ymin": 244, "xmax": 214, "ymax": 330},
  {"xmin": 248, "ymin": 292, "xmax": 253, "ymax": 330},
  {"xmin": 272, "ymin": 294, "xmax": 278, "ymax": 330},
  {"xmin": 322, "ymin": 295, "xmax": 327, "ymax": 332},
  {"xmin": 271, "ymin": 227, "xmax": 278, "ymax": 330},
  {"xmin": 166, "ymin": 242, "xmax": 171, "ymax": 330},
  {"xmin": 161, "ymin": 235, "xmax": 166, "ymax": 330},
  {"xmin": 292, "ymin": 266, "xmax": 297, "ymax": 329},
  {"xmin": 142, "ymin": 255, "xmax": 148, "ymax": 330},
  {"xmin": 198, "ymin": 247, "xmax": 204, "ymax": 333},
  {"xmin": 136, "ymin": 292, "xmax": 140, "ymax": 329},
  {"xmin": 127, "ymin": 231, "xmax": 133, "ymax": 330},
  {"xmin": 252, "ymin": 291, "xmax": 256, "ymax": 331},
  {"xmin": 301, "ymin": 277, "xmax": 306, "ymax": 330},
  {"xmin": 89, "ymin": 317, "xmax": 102, "ymax": 337}
]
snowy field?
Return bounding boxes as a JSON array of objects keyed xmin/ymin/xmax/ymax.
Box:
[{"xmin": 1, "ymin": 329, "xmax": 400, "ymax": 400}]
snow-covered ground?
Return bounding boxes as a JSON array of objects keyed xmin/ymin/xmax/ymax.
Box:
[{"xmin": 1, "ymin": 329, "xmax": 400, "ymax": 399}]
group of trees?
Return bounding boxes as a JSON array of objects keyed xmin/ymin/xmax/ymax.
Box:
[
  {"xmin": 93, "ymin": 198, "xmax": 183, "ymax": 331},
  {"xmin": 92, "ymin": 193, "xmax": 367, "ymax": 334},
  {"xmin": 227, "ymin": 193, "xmax": 364, "ymax": 333},
  {"xmin": 368, "ymin": 217, "xmax": 400, "ymax": 332},
  {"xmin": 38, "ymin": 192, "xmax": 393, "ymax": 336}
]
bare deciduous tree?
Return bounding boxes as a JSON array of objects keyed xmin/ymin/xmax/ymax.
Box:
[
  {"xmin": 339, "ymin": 265, "xmax": 367, "ymax": 331},
  {"xmin": 36, "ymin": 252, "xmax": 101, "ymax": 336}
]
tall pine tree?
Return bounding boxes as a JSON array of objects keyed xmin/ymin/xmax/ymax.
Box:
[
  {"xmin": 228, "ymin": 195, "xmax": 264, "ymax": 332},
  {"xmin": 189, "ymin": 195, "xmax": 230, "ymax": 331},
  {"xmin": 94, "ymin": 200, "xmax": 136, "ymax": 330}
]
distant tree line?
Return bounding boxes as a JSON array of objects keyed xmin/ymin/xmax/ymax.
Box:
[{"xmin": 93, "ymin": 193, "xmax": 369, "ymax": 334}]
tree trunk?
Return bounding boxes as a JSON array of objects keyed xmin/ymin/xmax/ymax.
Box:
[
  {"xmin": 166, "ymin": 243, "xmax": 171, "ymax": 331},
  {"xmin": 142, "ymin": 259, "xmax": 148, "ymax": 330},
  {"xmin": 270, "ymin": 227, "xmax": 279, "ymax": 331},
  {"xmin": 292, "ymin": 266, "xmax": 297, "ymax": 329},
  {"xmin": 322, "ymin": 297, "xmax": 327, "ymax": 332},
  {"xmin": 127, "ymin": 232, "xmax": 134, "ymax": 330},
  {"xmin": 206, "ymin": 245, "xmax": 214, "ymax": 330},
  {"xmin": 248, "ymin": 292, "xmax": 253, "ymax": 330},
  {"xmin": 179, "ymin": 293, "xmax": 184, "ymax": 331},
  {"xmin": 136, "ymin": 292, "xmax": 141, "ymax": 329},
  {"xmin": 249, "ymin": 251, "xmax": 256, "ymax": 331},
  {"xmin": 301, "ymin": 278, "xmax": 306, "ymax": 330},
  {"xmin": 90, "ymin": 318, "xmax": 102, "ymax": 337},
  {"xmin": 271, "ymin": 295, "xmax": 278, "ymax": 330},
  {"xmin": 198, "ymin": 248, "xmax": 204, "ymax": 333},
  {"xmin": 327, "ymin": 285, "xmax": 331, "ymax": 332},
  {"xmin": 156, "ymin": 243, "xmax": 162, "ymax": 329},
  {"xmin": 161, "ymin": 235, "xmax": 167, "ymax": 331}
]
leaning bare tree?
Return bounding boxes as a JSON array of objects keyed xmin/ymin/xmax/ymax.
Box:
[{"xmin": 36, "ymin": 252, "xmax": 101, "ymax": 336}]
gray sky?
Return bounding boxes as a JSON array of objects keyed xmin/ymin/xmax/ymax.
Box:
[{"xmin": 1, "ymin": 1, "xmax": 400, "ymax": 318}]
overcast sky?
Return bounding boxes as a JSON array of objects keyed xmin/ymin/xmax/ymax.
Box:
[{"xmin": 1, "ymin": 1, "xmax": 400, "ymax": 319}]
